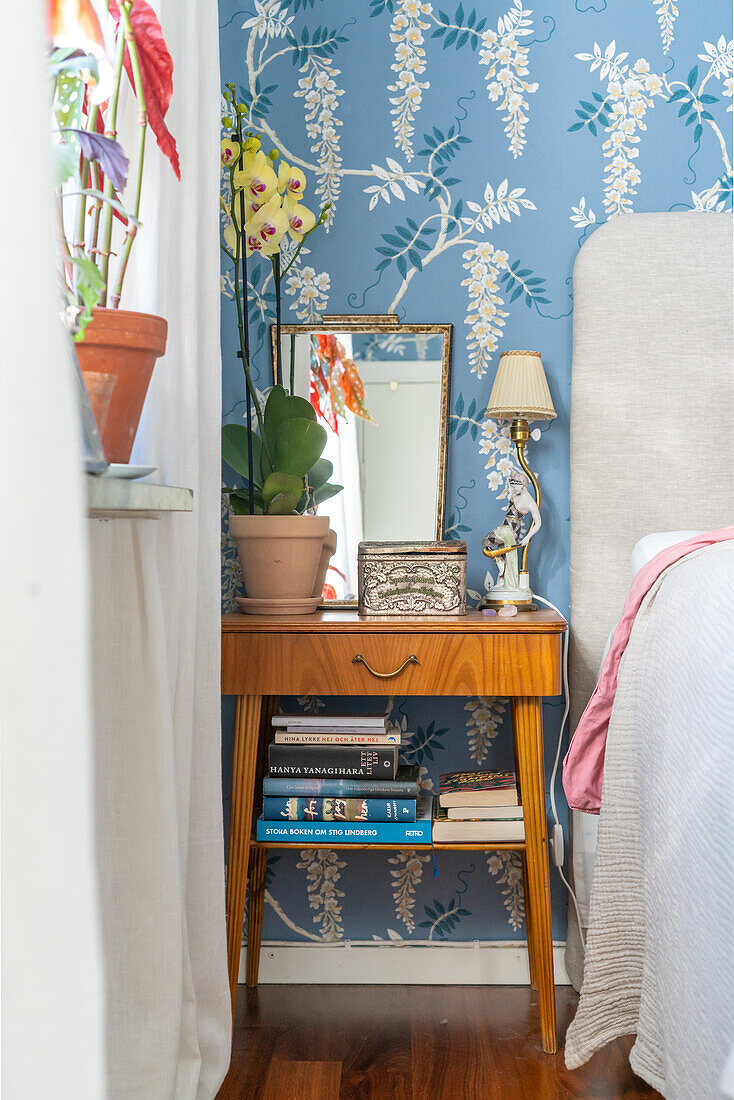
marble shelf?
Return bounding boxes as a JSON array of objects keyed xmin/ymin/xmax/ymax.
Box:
[{"xmin": 86, "ymin": 475, "xmax": 193, "ymax": 519}]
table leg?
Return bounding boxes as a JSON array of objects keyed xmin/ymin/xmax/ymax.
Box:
[
  {"xmin": 520, "ymin": 852, "xmax": 538, "ymax": 991},
  {"xmin": 245, "ymin": 846, "xmax": 267, "ymax": 987},
  {"xmin": 225, "ymin": 694, "xmax": 262, "ymax": 1018},
  {"xmin": 512, "ymin": 696, "xmax": 556, "ymax": 1054}
]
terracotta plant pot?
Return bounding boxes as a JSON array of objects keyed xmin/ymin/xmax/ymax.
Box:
[
  {"xmin": 82, "ymin": 371, "xmax": 117, "ymax": 435},
  {"xmin": 229, "ymin": 514, "xmax": 329, "ymax": 605},
  {"xmin": 312, "ymin": 528, "xmax": 337, "ymax": 598},
  {"xmin": 76, "ymin": 308, "xmax": 168, "ymax": 463}
]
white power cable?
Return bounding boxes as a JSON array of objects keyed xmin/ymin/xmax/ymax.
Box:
[{"xmin": 532, "ymin": 593, "xmax": 586, "ymax": 949}]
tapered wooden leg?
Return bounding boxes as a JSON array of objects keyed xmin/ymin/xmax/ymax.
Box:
[
  {"xmin": 512, "ymin": 696, "xmax": 556, "ymax": 1054},
  {"xmin": 521, "ymin": 852, "xmax": 538, "ymax": 991},
  {"xmin": 226, "ymin": 694, "xmax": 262, "ymax": 1019},
  {"xmin": 245, "ymin": 846, "xmax": 267, "ymax": 987}
]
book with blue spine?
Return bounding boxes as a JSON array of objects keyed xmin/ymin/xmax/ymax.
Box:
[
  {"xmin": 256, "ymin": 796, "xmax": 433, "ymax": 844},
  {"xmin": 262, "ymin": 764, "xmax": 419, "ymax": 798},
  {"xmin": 262, "ymin": 797, "xmax": 416, "ymax": 822}
]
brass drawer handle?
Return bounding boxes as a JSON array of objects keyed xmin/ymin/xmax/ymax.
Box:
[{"xmin": 351, "ymin": 653, "xmax": 420, "ymax": 679}]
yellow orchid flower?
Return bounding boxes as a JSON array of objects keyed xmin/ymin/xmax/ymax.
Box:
[
  {"xmin": 220, "ymin": 138, "xmax": 240, "ymax": 167},
  {"xmin": 244, "ymin": 193, "xmax": 289, "ymax": 257},
  {"xmin": 283, "ymin": 195, "xmax": 316, "ymax": 242},
  {"xmin": 243, "ymin": 136, "xmax": 261, "ymax": 154},
  {"xmin": 234, "ymin": 150, "xmax": 278, "ymax": 204},
  {"xmin": 277, "ymin": 162, "xmax": 307, "ymax": 200}
]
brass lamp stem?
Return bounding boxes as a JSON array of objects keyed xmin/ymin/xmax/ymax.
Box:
[{"xmin": 511, "ymin": 418, "xmax": 541, "ymax": 574}]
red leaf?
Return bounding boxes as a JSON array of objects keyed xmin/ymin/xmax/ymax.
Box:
[{"xmin": 109, "ymin": 0, "xmax": 180, "ymax": 180}]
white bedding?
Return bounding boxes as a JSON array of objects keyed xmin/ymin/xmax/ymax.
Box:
[{"xmin": 565, "ymin": 541, "xmax": 734, "ymax": 1098}]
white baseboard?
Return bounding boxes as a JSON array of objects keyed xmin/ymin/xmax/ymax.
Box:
[{"xmin": 239, "ymin": 940, "xmax": 570, "ymax": 985}]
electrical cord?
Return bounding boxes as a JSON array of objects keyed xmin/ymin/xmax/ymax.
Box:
[{"xmin": 532, "ymin": 594, "xmax": 586, "ymax": 949}]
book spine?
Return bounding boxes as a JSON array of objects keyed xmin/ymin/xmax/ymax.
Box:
[
  {"xmin": 256, "ymin": 817, "xmax": 432, "ymax": 844},
  {"xmin": 272, "ymin": 716, "xmax": 387, "ymax": 728},
  {"xmin": 267, "ymin": 744, "xmax": 397, "ymax": 778},
  {"xmin": 262, "ymin": 777, "xmax": 419, "ymax": 797},
  {"xmin": 262, "ymin": 797, "xmax": 416, "ymax": 822},
  {"xmin": 274, "ymin": 730, "xmax": 400, "ymax": 745}
]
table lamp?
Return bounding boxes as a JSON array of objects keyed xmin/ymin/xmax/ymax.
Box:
[{"xmin": 482, "ymin": 350, "xmax": 556, "ymax": 610}]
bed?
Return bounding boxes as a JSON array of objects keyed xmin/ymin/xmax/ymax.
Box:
[{"xmin": 562, "ymin": 212, "xmax": 734, "ymax": 1096}]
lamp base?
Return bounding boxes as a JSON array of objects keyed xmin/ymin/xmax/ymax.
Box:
[{"xmin": 482, "ymin": 572, "xmax": 538, "ymax": 612}]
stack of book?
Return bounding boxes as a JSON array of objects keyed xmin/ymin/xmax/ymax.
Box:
[
  {"xmin": 432, "ymin": 769, "xmax": 524, "ymax": 842},
  {"xmin": 256, "ymin": 709, "xmax": 433, "ymax": 844}
]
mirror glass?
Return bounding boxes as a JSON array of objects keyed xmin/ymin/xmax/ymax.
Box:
[{"xmin": 273, "ymin": 321, "xmax": 451, "ymax": 603}]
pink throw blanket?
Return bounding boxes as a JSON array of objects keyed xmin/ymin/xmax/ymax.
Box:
[{"xmin": 563, "ymin": 527, "xmax": 734, "ymax": 814}]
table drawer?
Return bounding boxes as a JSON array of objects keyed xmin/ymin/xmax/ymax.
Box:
[{"xmin": 222, "ymin": 630, "xmax": 561, "ymax": 697}]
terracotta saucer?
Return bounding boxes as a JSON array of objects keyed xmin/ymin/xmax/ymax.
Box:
[{"xmin": 235, "ymin": 596, "xmax": 321, "ymax": 616}]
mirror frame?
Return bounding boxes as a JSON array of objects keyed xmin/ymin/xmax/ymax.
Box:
[{"xmin": 270, "ymin": 315, "xmax": 453, "ymax": 606}]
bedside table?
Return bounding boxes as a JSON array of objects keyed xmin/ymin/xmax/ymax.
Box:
[{"xmin": 221, "ymin": 608, "xmax": 567, "ymax": 1053}]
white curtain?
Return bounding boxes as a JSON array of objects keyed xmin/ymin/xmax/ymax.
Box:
[
  {"xmin": 0, "ymin": 4, "xmax": 105, "ymax": 1097},
  {"xmin": 87, "ymin": 2, "xmax": 230, "ymax": 1096}
]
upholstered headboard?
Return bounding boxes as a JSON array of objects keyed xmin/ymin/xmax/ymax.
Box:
[{"xmin": 570, "ymin": 213, "xmax": 734, "ymax": 728}]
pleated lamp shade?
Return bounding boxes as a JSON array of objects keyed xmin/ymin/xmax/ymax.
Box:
[{"xmin": 485, "ymin": 350, "xmax": 557, "ymax": 421}]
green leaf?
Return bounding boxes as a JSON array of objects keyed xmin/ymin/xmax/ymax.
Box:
[
  {"xmin": 222, "ymin": 423, "xmax": 263, "ymax": 483},
  {"xmin": 306, "ymin": 457, "xmax": 333, "ymax": 491},
  {"xmin": 262, "ymin": 471, "xmax": 304, "ymax": 508},
  {"xmin": 267, "ymin": 491, "xmax": 301, "ymax": 515},
  {"xmin": 263, "ymin": 383, "xmax": 316, "ymax": 439},
  {"xmin": 229, "ymin": 488, "xmax": 264, "ymax": 515},
  {"xmin": 273, "ymin": 418, "xmax": 327, "ymax": 477},
  {"xmin": 313, "ymin": 481, "xmax": 343, "ymax": 505},
  {"xmin": 54, "ymin": 140, "xmax": 78, "ymax": 186}
]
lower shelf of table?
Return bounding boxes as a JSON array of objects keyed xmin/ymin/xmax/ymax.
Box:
[{"xmin": 251, "ymin": 839, "xmax": 527, "ymax": 851}]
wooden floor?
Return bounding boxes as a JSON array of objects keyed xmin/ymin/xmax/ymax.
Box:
[{"xmin": 217, "ymin": 985, "xmax": 662, "ymax": 1100}]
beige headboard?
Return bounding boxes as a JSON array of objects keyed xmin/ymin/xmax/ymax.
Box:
[{"xmin": 570, "ymin": 212, "xmax": 734, "ymax": 727}]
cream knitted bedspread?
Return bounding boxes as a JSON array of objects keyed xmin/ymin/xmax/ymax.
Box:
[{"xmin": 564, "ymin": 542, "xmax": 734, "ymax": 1099}]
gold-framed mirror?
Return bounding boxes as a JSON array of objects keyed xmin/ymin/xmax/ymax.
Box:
[{"xmin": 270, "ymin": 315, "xmax": 453, "ymax": 606}]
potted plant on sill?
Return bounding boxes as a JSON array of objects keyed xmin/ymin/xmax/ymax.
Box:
[
  {"xmin": 51, "ymin": 0, "xmax": 179, "ymax": 463},
  {"xmin": 219, "ymin": 85, "xmax": 341, "ymax": 613}
]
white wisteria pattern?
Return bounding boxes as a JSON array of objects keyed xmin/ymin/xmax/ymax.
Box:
[
  {"xmin": 487, "ymin": 852, "xmax": 525, "ymax": 930},
  {"xmin": 389, "ymin": 850, "xmax": 431, "ymax": 932},
  {"xmin": 297, "ymin": 848, "xmax": 346, "ymax": 940},
  {"xmin": 388, "ymin": 0, "xmax": 432, "ymax": 161},
  {"xmin": 220, "ymin": 0, "xmax": 733, "ymax": 948},
  {"xmin": 464, "ymin": 697, "xmax": 507, "ymax": 764},
  {"xmin": 574, "ymin": 37, "xmax": 733, "ymax": 218},
  {"xmin": 477, "ymin": 0, "xmax": 538, "ymax": 157},
  {"xmin": 650, "ymin": 0, "xmax": 679, "ymax": 55}
]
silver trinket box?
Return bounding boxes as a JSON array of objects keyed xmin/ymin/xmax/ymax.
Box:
[{"xmin": 357, "ymin": 541, "xmax": 467, "ymax": 616}]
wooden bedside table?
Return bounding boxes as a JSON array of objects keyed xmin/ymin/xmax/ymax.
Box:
[{"xmin": 222, "ymin": 608, "xmax": 567, "ymax": 1054}]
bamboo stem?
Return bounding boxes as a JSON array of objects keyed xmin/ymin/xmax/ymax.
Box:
[
  {"xmin": 73, "ymin": 104, "xmax": 99, "ymax": 271},
  {"xmin": 236, "ymin": 119, "xmax": 256, "ymax": 516},
  {"xmin": 109, "ymin": 3, "xmax": 146, "ymax": 308},
  {"xmin": 273, "ymin": 254, "xmax": 282, "ymax": 387},
  {"xmin": 98, "ymin": 12, "xmax": 127, "ymax": 305}
]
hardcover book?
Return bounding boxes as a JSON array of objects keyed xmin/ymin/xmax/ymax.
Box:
[
  {"xmin": 439, "ymin": 770, "xmax": 519, "ymax": 809},
  {"xmin": 447, "ymin": 804, "xmax": 525, "ymax": 821},
  {"xmin": 262, "ymin": 764, "xmax": 420, "ymax": 799},
  {"xmin": 272, "ymin": 708, "xmax": 389, "ymax": 729},
  {"xmin": 262, "ymin": 797, "xmax": 416, "ymax": 822},
  {"xmin": 267, "ymin": 743, "xmax": 398, "ymax": 778},
  {"xmin": 273, "ymin": 730, "xmax": 401, "ymax": 745},
  {"xmin": 256, "ymin": 796, "xmax": 433, "ymax": 844},
  {"xmin": 433, "ymin": 806, "xmax": 525, "ymax": 843}
]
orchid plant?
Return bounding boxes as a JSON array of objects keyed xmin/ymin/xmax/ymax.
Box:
[
  {"xmin": 50, "ymin": 0, "xmax": 179, "ymax": 339},
  {"xmin": 219, "ymin": 84, "xmax": 342, "ymax": 516}
]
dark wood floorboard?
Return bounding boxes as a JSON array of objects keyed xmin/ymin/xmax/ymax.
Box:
[{"xmin": 217, "ymin": 985, "xmax": 663, "ymax": 1100}]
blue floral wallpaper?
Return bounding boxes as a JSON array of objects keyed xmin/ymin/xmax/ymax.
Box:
[{"xmin": 219, "ymin": 0, "xmax": 733, "ymax": 946}]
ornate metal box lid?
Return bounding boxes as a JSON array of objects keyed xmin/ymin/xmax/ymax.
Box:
[{"xmin": 358, "ymin": 540, "xmax": 467, "ymax": 557}]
